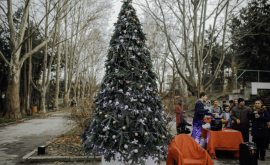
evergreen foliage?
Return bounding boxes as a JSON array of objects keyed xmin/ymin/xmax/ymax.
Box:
[
  {"xmin": 79, "ymin": 0, "xmax": 172, "ymax": 164},
  {"xmin": 230, "ymin": 0, "xmax": 270, "ymax": 71}
]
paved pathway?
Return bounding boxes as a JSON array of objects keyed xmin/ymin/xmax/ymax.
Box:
[{"xmin": 0, "ymin": 111, "xmax": 76, "ymax": 165}]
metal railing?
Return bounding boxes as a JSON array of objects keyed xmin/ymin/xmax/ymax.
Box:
[{"xmin": 235, "ymin": 69, "xmax": 270, "ymax": 90}]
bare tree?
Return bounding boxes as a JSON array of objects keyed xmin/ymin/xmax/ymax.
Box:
[{"xmin": 137, "ymin": 0, "xmax": 247, "ymax": 97}]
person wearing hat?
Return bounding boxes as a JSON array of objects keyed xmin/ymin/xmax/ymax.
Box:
[
  {"xmin": 175, "ymin": 98, "xmax": 184, "ymax": 132},
  {"xmin": 229, "ymin": 100, "xmax": 235, "ymax": 111},
  {"xmin": 231, "ymin": 98, "xmax": 252, "ymax": 142}
]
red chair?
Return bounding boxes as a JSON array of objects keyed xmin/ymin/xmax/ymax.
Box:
[{"xmin": 167, "ymin": 134, "xmax": 214, "ymax": 165}]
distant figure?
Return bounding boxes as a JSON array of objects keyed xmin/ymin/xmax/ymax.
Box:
[
  {"xmin": 231, "ymin": 98, "xmax": 251, "ymax": 142},
  {"xmin": 234, "ymin": 98, "xmax": 238, "ymax": 106},
  {"xmin": 229, "ymin": 100, "xmax": 234, "ymax": 111},
  {"xmin": 191, "ymin": 92, "xmax": 212, "ymax": 144},
  {"xmin": 175, "ymin": 99, "xmax": 184, "ymax": 130},
  {"xmin": 222, "ymin": 100, "xmax": 227, "ymax": 111},
  {"xmin": 70, "ymin": 98, "xmax": 77, "ymax": 107},
  {"xmin": 249, "ymin": 100, "xmax": 270, "ymax": 161},
  {"xmin": 211, "ymin": 100, "xmax": 223, "ymax": 118},
  {"xmin": 204, "ymin": 100, "xmax": 212, "ymax": 112},
  {"xmin": 222, "ymin": 105, "xmax": 232, "ymax": 128}
]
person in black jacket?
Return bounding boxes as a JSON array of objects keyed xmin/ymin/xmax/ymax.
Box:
[
  {"xmin": 249, "ymin": 100, "xmax": 270, "ymax": 161},
  {"xmin": 191, "ymin": 92, "xmax": 212, "ymax": 144}
]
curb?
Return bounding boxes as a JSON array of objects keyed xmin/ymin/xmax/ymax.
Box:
[{"xmin": 21, "ymin": 149, "xmax": 102, "ymax": 163}]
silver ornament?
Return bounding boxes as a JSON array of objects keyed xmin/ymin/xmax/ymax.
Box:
[
  {"xmin": 154, "ymin": 118, "xmax": 158, "ymax": 122},
  {"xmin": 112, "ymin": 135, "xmax": 116, "ymax": 139},
  {"xmin": 126, "ymin": 92, "xmax": 130, "ymax": 96},
  {"xmin": 141, "ymin": 99, "xmax": 145, "ymax": 102},
  {"xmin": 134, "ymin": 149, "xmax": 138, "ymax": 153},
  {"xmin": 129, "ymin": 47, "xmax": 132, "ymax": 50},
  {"xmin": 137, "ymin": 52, "xmax": 141, "ymax": 56},
  {"xmin": 124, "ymin": 144, "xmax": 128, "ymax": 149},
  {"xmin": 119, "ymin": 89, "xmax": 123, "ymax": 93},
  {"xmin": 145, "ymin": 132, "xmax": 148, "ymax": 136},
  {"xmin": 123, "ymin": 30, "xmax": 127, "ymax": 33},
  {"xmin": 115, "ymin": 102, "xmax": 119, "ymax": 105},
  {"xmin": 122, "ymin": 126, "xmax": 126, "ymax": 130}
]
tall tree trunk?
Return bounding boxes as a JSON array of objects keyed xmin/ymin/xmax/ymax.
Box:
[
  {"xmin": 63, "ymin": 6, "xmax": 69, "ymax": 107},
  {"xmin": 53, "ymin": 0, "xmax": 62, "ymax": 110},
  {"xmin": 5, "ymin": 69, "xmax": 21, "ymax": 118},
  {"xmin": 77, "ymin": 75, "xmax": 81, "ymax": 105}
]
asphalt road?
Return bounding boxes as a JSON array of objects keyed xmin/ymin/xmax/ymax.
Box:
[{"xmin": 0, "ymin": 112, "xmax": 76, "ymax": 165}]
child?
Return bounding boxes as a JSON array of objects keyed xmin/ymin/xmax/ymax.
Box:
[
  {"xmin": 223, "ymin": 105, "xmax": 232, "ymax": 128},
  {"xmin": 212, "ymin": 100, "xmax": 223, "ymax": 118}
]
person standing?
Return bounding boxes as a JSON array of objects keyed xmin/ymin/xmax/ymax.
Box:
[
  {"xmin": 191, "ymin": 92, "xmax": 212, "ymax": 144},
  {"xmin": 70, "ymin": 98, "xmax": 77, "ymax": 107},
  {"xmin": 249, "ymin": 100, "xmax": 270, "ymax": 161},
  {"xmin": 229, "ymin": 100, "xmax": 235, "ymax": 111},
  {"xmin": 211, "ymin": 100, "xmax": 223, "ymax": 118},
  {"xmin": 175, "ymin": 99, "xmax": 184, "ymax": 131},
  {"xmin": 231, "ymin": 98, "xmax": 251, "ymax": 142},
  {"xmin": 222, "ymin": 101, "xmax": 227, "ymax": 111},
  {"xmin": 234, "ymin": 98, "xmax": 238, "ymax": 106},
  {"xmin": 223, "ymin": 105, "xmax": 232, "ymax": 128}
]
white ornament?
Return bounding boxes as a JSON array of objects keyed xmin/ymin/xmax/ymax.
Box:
[
  {"xmin": 155, "ymin": 118, "xmax": 158, "ymax": 122},
  {"xmin": 115, "ymin": 102, "xmax": 119, "ymax": 105},
  {"xmin": 137, "ymin": 52, "xmax": 141, "ymax": 56},
  {"xmin": 126, "ymin": 92, "xmax": 130, "ymax": 96},
  {"xmin": 135, "ymin": 29, "xmax": 137, "ymax": 32},
  {"xmin": 129, "ymin": 47, "xmax": 132, "ymax": 50},
  {"xmin": 109, "ymin": 100, "xmax": 112, "ymax": 103},
  {"xmin": 112, "ymin": 135, "xmax": 116, "ymax": 139},
  {"xmin": 132, "ymin": 139, "xmax": 138, "ymax": 144},
  {"xmin": 119, "ymin": 89, "xmax": 123, "ymax": 93},
  {"xmin": 125, "ymin": 105, "xmax": 129, "ymax": 109},
  {"xmin": 120, "ymin": 39, "xmax": 124, "ymax": 43},
  {"xmin": 122, "ymin": 126, "xmax": 126, "ymax": 130},
  {"xmin": 123, "ymin": 30, "xmax": 127, "ymax": 33},
  {"xmin": 134, "ymin": 149, "xmax": 138, "ymax": 153},
  {"xmin": 115, "ymin": 69, "xmax": 119, "ymax": 73},
  {"xmin": 137, "ymin": 41, "xmax": 140, "ymax": 44},
  {"xmin": 141, "ymin": 99, "xmax": 145, "ymax": 102},
  {"xmin": 124, "ymin": 144, "xmax": 128, "ymax": 149},
  {"xmin": 108, "ymin": 66, "xmax": 110, "ymax": 68}
]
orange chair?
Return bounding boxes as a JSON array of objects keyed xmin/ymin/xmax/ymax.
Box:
[{"xmin": 167, "ymin": 134, "xmax": 214, "ymax": 165}]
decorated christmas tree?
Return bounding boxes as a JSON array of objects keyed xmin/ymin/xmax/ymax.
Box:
[{"xmin": 79, "ymin": 0, "xmax": 172, "ymax": 164}]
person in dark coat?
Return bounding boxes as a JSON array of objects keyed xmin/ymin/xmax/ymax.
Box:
[
  {"xmin": 231, "ymin": 98, "xmax": 251, "ymax": 142},
  {"xmin": 191, "ymin": 92, "xmax": 212, "ymax": 144},
  {"xmin": 249, "ymin": 100, "xmax": 270, "ymax": 161}
]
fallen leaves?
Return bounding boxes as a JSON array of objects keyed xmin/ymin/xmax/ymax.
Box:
[{"xmin": 54, "ymin": 161, "xmax": 64, "ymax": 164}]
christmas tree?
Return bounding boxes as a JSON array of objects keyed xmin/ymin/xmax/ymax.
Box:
[{"xmin": 79, "ymin": 0, "xmax": 172, "ymax": 164}]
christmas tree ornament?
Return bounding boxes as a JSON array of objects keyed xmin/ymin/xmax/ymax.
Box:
[
  {"xmin": 103, "ymin": 128, "xmax": 106, "ymax": 132},
  {"xmin": 137, "ymin": 52, "xmax": 141, "ymax": 56},
  {"xmin": 145, "ymin": 132, "xmax": 148, "ymax": 136},
  {"xmin": 112, "ymin": 87, "xmax": 114, "ymax": 90},
  {"xmin": 154, "ymin": 118, "xmax": 158, "ymax": 122},
  {"xmin": 104, "ymin": 138, "xmax": 106, "ymax": 141},
  {"xmin": 144, "ymin": 66, "xmax": 146, "ymax": 69},
  {"xmin": 99, "ymin": 112, "xmax": 102, "ymax": 115},
  {"xmin": 129, "ymin": 47, "xmax": 132, "ymax": 50},
  {"xmin": 167, "ymin": 132, "xmax": 169, "ymax": 136},
  {"xmin": 131, "ymin": 9, "xmax": 134, "ymax": 12},
  {"xmin": 148, "ymin": 82, "xmax": 151, "ymax": 85},
  {"xmin": 162, "ymin": 135, "xmax": 166, "ymax": 139},
  {"xmin": 140, "ymin": 76, "xmax": 142, "ymax": 78},
  {"xmin": 153, "ymin": 91, "xmax": 156, "ymax": 95},
  {"xmin": 125, "ymin": 11, "xmax": 128, "ymax": 15},
  {"xmin": 120, "ymin": 55, "xmax": 123, "ymax": 58},
  {"xmin": 119, "ymin": 89, "xmax": 123, "ymax": 93},
  {"xmin": 112, "ymin": 135, "xmax": 116, "ymax": 139},
  {"xmin": 137, "ymin": 41, "xmax": 140, "ymax": 44},
  {"xmin": 113, "ymin": 121, "xmax": 116, "ymax": 124},
  {"xmin": 141, "ymin": 99, "xmax": 145, "ymax": 102},
  {"xmin": 134, "ymin": 29, "xmax": 137, "ymax": 32},
  {"xmin": 106, "ymin": 83, "xmax": 110, "ymax": 87},
  {"xmin": 143, "ymin": 40, "xmax": 145, "ymax": 42},
  {"xmin": 122, "ymin": 126, "xmax": 126, "ymax": 130},
  {"xmin": 135, "ymin": 133, "xmax": 138, "ymax": 136},
  {"xmin": 140, "ymin": 85, "xmax": 143, "ymax": 89},
  {"xmin": 126, "ymin": 81, "xmax": 130, "ymax": 84},
  {"xmin": 162, "ymin": 111, "xmax": 165, "ymax": 114},
  {"xmin": 124, "ymin": 145, "xmax": 128, "ymax": 149},
  {"xmin": 133, "ymin": 19, "xmax": 136, "ymax": 22},
  {"xmin": 156, "ymin": 106, "xmax": 159, "ymax": 108},
  {"xmin": 115, "ymin": 101, "xmax": 119, "ymax": 105},
  {"xmin": 104, "ymin": 115, "xmax": 108, "ymax": 118},
  {"xmin": 131, "ymin": 68, "xmax": 134, "ymax": 71},
  {"xmin": 112, "ymin": 52, "xmax": 114, "ymax": 54},
  {"xmin": 134, "ymin": 149, "xmax": 138, "ymax": 153},
  {"xmin": 144, "ymin": 117, "xmax": 147, "ymax": 121},
  {"xmin": 123, "ymin": 30, "xmax": 127, "ymax": 33},
  {"xmin": 126, "ymin": 92, "xmax": 130, "ymax": 96}
]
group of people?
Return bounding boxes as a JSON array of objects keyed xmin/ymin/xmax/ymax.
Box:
[{"xmin": 191, "ymin": 92, "xmax": 270, "ymax": 161}]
